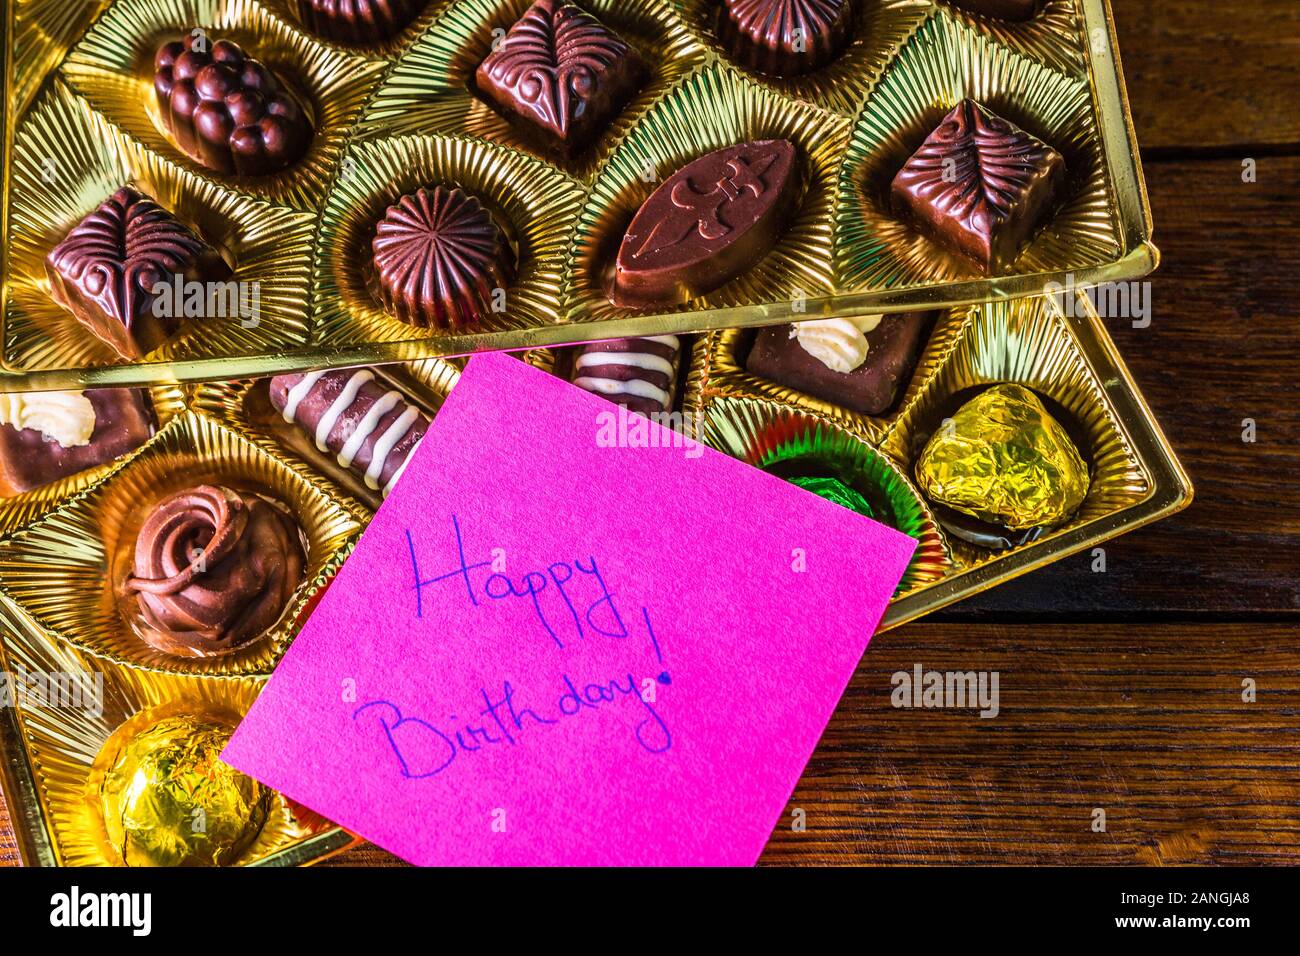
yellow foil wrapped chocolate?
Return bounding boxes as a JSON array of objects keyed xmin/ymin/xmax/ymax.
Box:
[
  {"xmin": 915, "ymin": 384, "xmax": 1090, "ymax": 530},
  {"xmin": 99, "ymin": 714, "xmax": 268, "ymax": 867}
]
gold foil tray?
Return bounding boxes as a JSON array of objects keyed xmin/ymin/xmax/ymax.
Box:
[
  {"xmin": 0, "ymin": 290, "xmax": 1190, "ymax": 866},
  {"xmin": 0, "ymin": 595, "xmax": 360, "ymax": 866},
  {"xmin": 0, "ymin": 0, "xmax": 1157, "ymax": 389}
]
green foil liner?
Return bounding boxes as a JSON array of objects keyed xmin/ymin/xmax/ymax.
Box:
[{"xmin": 699, "ymin": 393, "xmax": 952, "ymax": 596}]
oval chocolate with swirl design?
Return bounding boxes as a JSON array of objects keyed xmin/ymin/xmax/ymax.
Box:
[
  {"xmin": 611, "ymin": 140, "xmax": 799, "ymax": 308},
  {"xmin": 125, "ymin": 485, "xmax": 306, "ymax": 657}
]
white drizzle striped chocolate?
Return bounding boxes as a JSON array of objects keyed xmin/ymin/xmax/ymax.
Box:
[
  {"xmin": 571, "ymin": 335, "xmax": 681, "ymax": 414},
  {"xmin": 271, "ymin": 368, "xmax": 428, "ymax": 497}
]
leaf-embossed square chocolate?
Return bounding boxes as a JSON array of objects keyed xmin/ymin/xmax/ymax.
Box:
[
  {"xmin": 890, "ymin": 99, "xmax": 1065, "ymax": 273},
  {"xmin": 475, "ymin": 0, "xmax": 645, "ymax": 156},
  {"xmin": 45, "ymin": 187, "xmax": 232, "ymax": 360}
]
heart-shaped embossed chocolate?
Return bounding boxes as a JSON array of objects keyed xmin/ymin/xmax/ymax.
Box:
[{"xmin": 45, "ymin": 187, "xmax": 230, "ymax": 359}]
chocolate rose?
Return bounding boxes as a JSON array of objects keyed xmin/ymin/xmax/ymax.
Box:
[
  {"xmin": 154, "ymin": 36, "xmax": 313, "ymax": 177},
  {"xmin": 125, "ymin": 485, "xmax": 306, "ymax": 657}
]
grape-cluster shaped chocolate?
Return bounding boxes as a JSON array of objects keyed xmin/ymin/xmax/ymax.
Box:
[{"xmin": 154, "ymin": 35, "xmax": 313, "ymax": 177}]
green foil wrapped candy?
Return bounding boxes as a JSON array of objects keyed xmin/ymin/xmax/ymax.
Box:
[
  {"xmin": 99, "ymin": 714, "xmax": 269, "ymax": 867},
  {"xmin": 790, "ymin": 475, "xmax": 876, "ymax": 519},
  {"xmin": 915, "ymin": 384, "xmax": 1090, "ymax": 531}
]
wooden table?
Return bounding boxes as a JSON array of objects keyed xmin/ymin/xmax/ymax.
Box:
[{"xmin": 3, "ymin": 0, "xmax": 1298, "ymax": 866}]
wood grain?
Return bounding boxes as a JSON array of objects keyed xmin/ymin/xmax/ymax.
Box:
[
  {"xmin": 318, "ymin": 623, "xmax": 1300, "ymax": 866},
  {"xmin": 1113, "ymin": 0, "xmax": 1300, "ymax": 151}
]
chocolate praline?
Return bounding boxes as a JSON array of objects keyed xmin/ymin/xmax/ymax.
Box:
[
  {"xmin": 296, "ymin": 0, "xmax": 426, "ymax": 44},
  {"xmin": 567, "ymin": 336, "xmax": 683, "ymax": 417},
  {"xmin": 476, "ymin": 0, "xmax": 645, "ymax": 157},
  {"xmin": 125, "ymin": 485, "xmax": 306, "ymax": 657},
  {"xmin": 891, "ymin": 99, "xmax": 1065, "ymax": 273},
  {"xmin": 718, "ymin": 0, "xmax": 852, "ymax": 77},
  {"xmin": 154, "ymin": 35, "xmax": 313, "ymax": 176},
  {"xmin": 371, "ymin": 186, "xmax": 512, "ymax": 329},
  {"xmin": 45, "ymin": 187, "xmax": 231, "ymax": 360},
  {"xmin": 0, "ymin": 389, "xmax": 154, "ymax": 494},
  {"xmin": 268, "ymin": 368, "xmax": 430, "ymax": 497},
  {"xmin": 98, "ymin": 714, "xmax": 269, "ymax": 867},
  {"xmin": 746, "ymin": 312, "xmax": 933, "ymax": 415},
  {"xmin": 913, "ymin": 384, "xmax": 1090, "ymax": 550},
  {"xmin": 611, "ymin": 139, "xmax": 799, "ymax": 308}
]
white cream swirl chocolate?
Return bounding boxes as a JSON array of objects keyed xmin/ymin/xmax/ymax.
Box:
[
  {"xmin": 792, "ymin": 316, "xmax": 884, "ymax": 373},
  {"xmin": 0, "ymin": 390, "xmax": 96, "ymax": 447}
]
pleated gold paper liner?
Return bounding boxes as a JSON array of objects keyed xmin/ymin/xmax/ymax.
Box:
[
  {"xmin": 191, "ymin": 355, "xmax": 462, "ymax": 510},
  {"xmin": 674, "ymin": 0, "xmax": 932, "ymax": 116},
  {"xmin": 0, "ymin": 411, "xmax": 367, "ymax": 676},
  {"xmin": 702, "ymin": 305, "xmax": 974, "ymax": 442},
  {"xmin": 60, "ymin": 0, "xmax": 387, "ymax": 211},
  {"xmin": 311, "ymin": 134, "xmax": 584, "ymax": 347},
  {"xmin": 564, "ymin": 63, "xmax": 849, "ymax": 325},
  {"xmin": 881, "ymin": 294, "xmax": 1149, "ymax": 572},
  {"xmin": 934, "ymin": 0, "xmax": 1086, "ymax": 75},
  {"xmin": 260, "ymin": 0, "xmax": 448, "ymax": 60},
  {"xmin": 0, "ymin": 600, "xmax": 356, "ymax": 865},
  {"xmin": 698, "ymin": 392, "xmax": 953, "ymax": 595},
  {"xmin": 10, "ymin": 0, "xmax": 111, "ymax": 115},
  {"xmin": 0, "ymin": 384, "xmax": 187, "ymax": 537},
  {"xmin": 356, "ymin": 0, "xmax": 708, "ymax": 183},
  {"xmin": 834, "ymin": 11, "xmax": 1119, "ymax": 292},
  {"xmin": 4, "ymin": 80, "xmax": 315, "ymax": 374}
]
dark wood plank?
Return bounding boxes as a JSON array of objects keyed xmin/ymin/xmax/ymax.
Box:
[
  {"xmin": 944, "ymin": 155, "xmax": 1300, "ymax": 619},
  {"xmin": 8, "ymin": 622, "xmax": 1293, "ymax": 867},
  {"xmin": 326, "ymin": 622, "xmax": 1300, "ymax": 865},
  {"xmin": 1114, "ymin": 0, "xmax": 1300, "ymax": 151}
]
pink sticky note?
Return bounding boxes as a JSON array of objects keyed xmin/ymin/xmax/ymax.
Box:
[{"xmin": 223, "ymin": 352, "xmax": 916, "ymax": 866}]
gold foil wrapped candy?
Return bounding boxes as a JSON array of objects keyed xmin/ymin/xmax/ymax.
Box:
[
  {"xmin": 915, "ymin": 384, "xmax": 1090, "ymax": 531},
  {"xmin": 97, "ymin": 714, "xmax": 269, "ymax": 867}
]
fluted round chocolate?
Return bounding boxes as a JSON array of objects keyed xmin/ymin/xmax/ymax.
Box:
[{"xmin": 125, "ymin": 485, "xmax": 305, "ymax": 657}]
